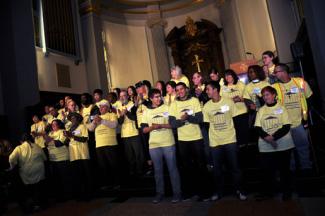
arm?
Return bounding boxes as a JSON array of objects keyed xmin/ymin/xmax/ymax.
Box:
[
  {"xmin": 101, "ymin": 119, "xmax": 118, "ymax": 129},
  {"xmin": 272, "ymin": 124, "xmax": 291, "ymax": 141},
  {"xmin": 169, "ymin": 116, "xmax": 185, "ymax": 128},
  {"xmin": 187, "ymin": 112, "xmax": 203, "ymax": 124}
]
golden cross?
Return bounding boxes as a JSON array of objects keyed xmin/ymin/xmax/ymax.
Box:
[{"xmin": 192, "ymin": 54, "xmax": 204, "ymax": 72}]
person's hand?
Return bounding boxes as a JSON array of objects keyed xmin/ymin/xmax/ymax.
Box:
[
  {"xmin": 249, "ymin": 103, "xmax": 257, "ymax": 110},
  {"xmin": 93, "ymin": 115, "xmax": 102, "ymax": 124},
  {"xmin": 264, "ymin": 135, "xmax": 277, "ymax": 149},
  {"xmin": 63, "ymin": 131, "xmax": 73, "ymax": 138},
  {"xmin": 233, "ymin": 96, "xmax": 242, "ymax": 103},
  {"xmin": 180, "ymin": 113, "xmax": 189, "ymax": 121}
]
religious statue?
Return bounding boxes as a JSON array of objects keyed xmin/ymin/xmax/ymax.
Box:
[{"xmin": 185, "ymin": 16, "xmax": 198, "ymax": 38}]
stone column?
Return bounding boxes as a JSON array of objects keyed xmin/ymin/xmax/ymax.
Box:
[
  {"xmin": 145, "ymin": 5, "xmax": 171, "ymax": 83},
  {"xmin": 80, "ymin": 0, "xmax": 109, "ymax": 95}
]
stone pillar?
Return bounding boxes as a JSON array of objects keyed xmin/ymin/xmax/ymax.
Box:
[
  {"xmin": 80, "ymin": 0, "xmax": 109, "ymax": 95},
  {"xmin": 0, "ymin": 0, "xmax": 40, "ymax": 141},
  {"xmin": 145, "ymin": 5, "xmax": 171, "ymax": 83},
  {"xmin": 304, "ymin": 0, "xmax": 325, "ymax": 112}
]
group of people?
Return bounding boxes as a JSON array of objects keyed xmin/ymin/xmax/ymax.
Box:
[{"xmin": 0, "ymin": 50, "xmax": 314, "ymax": 213}]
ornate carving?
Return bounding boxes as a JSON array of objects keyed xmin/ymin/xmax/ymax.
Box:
[{"xmin": 185, "ymin": 16, "xmax": 198, "ymax": 38}]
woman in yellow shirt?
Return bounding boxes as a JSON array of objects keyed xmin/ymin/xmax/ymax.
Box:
[
  {"xmin": 65, "ymin": 112, "xmax": 92, "ymax": 200},
  {"xmin": 221, "ymin": 69, "xmax": 249, "ymax": 148},
  {"xmin": 44, "ymin": 119, "xmax": 72, "ymax": 201},
  {"xmin": 164, "ymin": 81, "xmax": 176, "ymax": 106},
  {"xmin": 170, "ymin": 65, "xmax": 190, "ymax": 87}
]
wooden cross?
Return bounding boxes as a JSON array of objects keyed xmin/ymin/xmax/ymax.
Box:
[{"xmin": 192, "ymin": 54, "xmax": 204, "ymax": 72}]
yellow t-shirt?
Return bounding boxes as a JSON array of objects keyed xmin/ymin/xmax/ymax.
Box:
[
  {"xmin": 142, "ymin": 104, "xmax": 175, "ymax": 149},
  {"xmin": 42, "ymin": 114, "xmax": 52, "ymax": 124},
  {"xmin": 272, "ymin": 79, "xmax": 312, "ymax": 127},
  {"xmin": 164, "ymin": 94, "xmax": 176, "ymax": 106},
  {"xmin": 268, "ymin": 64, "xmax": 275, "ymax": 75},
  {"xmin": 243, "ymin": 80, "xmax": 270, "ymax": 110},
  {"xmin": 203, "ymin": 97, "xmax": 239, "ymax": 147},
  {"xmin": 81, "ymin": 104, "xmax": 94, "ymax": 124},
  {"xmin": 220, "ymin": 81, "xmax": 247, "ymax": 115},
  {"xmin": 69, "ymin": 124, "xmax": 89, "ymax": 161},
  {"xmin": 47, "ymin": 115, "xmax": 58, "ymax": 125},
  {"xmin": 9, "ymin": 142, "xmax": 46, "ymax": 184},
  {"xmin": 57, "ymin": 108, "xmax": 66, "ymax": 121},
  {"xmin": 115, "ymin": 101, "xmax": 139, "ymax": 138},
  {"xmin": 254, "ymin": 103, "xmax": 294, "ymax": 152},
  {"xmin": 136, "ymin": 103, "xmax": 148, "ymax": 128},
  {"xmin": 171, "ymin": 75, "xmax": 190, "ymax": 87},
  {"xmin": 95, "ymin": 112, "xmax": 118, "ymax": 148},
  {"xmin": 169, "ymin": 97, "xmax": 203, "ymax": 141},
  {"xmin": 48, "ymin": 129, "xmax": 69, "ymax": 162},
  {"xmin": 31, "ymin": 121, "xmax": 46, "ymax": 148}
]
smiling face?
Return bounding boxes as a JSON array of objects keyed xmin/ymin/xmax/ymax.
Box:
[
  {"xmin": 32, "ymin": 115, "xmax": 39, "ymax": 123},
  {"xmin": 262, "ymin": 90, "xmax": 276, "ymax": 105},
  {"xmin": 176, "ymin": 84, "xmax": 187, "ymax": 99},
  {"xmin": 119, "ymin": 91, "xmax": 129, "ymax": 104},
  {"xmin": 209, "ymin": 72, "xmax": 219, "ymax": 81},
  {"xmin": 151, "ymin": 93, "xmax": 162, "ymax": 107},
  {"xmin": 225, "ymin": 74, "xmax": 234, "ymax": 84},
  {"xmin": 248, "ymin": 68, "xmax": 257, "ymax": 80},
  {"xmin": 192, "ymin": 72, "xmax": 202, "ymax": 86},
  {"xmin": 67, "ymin": 100, "xmax": 76, "ymax": 112},
  {"xmin": 166, "ymin": 84, "xmax": 175, "ymax": 95},
  {"xmin": 51, "ymin": 121, "xmax": 60, "ymax": 131}
]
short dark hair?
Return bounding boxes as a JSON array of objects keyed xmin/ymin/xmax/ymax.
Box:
[
  {"xmin": 156, "ymin": 80, "xmax": 166, "ymax": 96},
  {"xmin": 93, "ymin": 89, "xmax": 103, "ymax": 95},
  {"xmin": 175, "ymin": 82, "xmax": 187, "ymax": 89},
  {"xmin": 275, "ymin": 63, "xmax": 289, "ymax": 73},
  {"xmin": 247, "ymin": 65, "xmax": 266, "ymax": 81},
  {"xmin": 21, "ymin": 133, "xmax": 34, "ymax": 143},
  {"xmin": 209, "ymin": 67, "xmax": 218, "ymax": 75},
  {"xmin": 142, "ymin": 80, "xmax": 152, "ymax": 90},
  {"xmin": 149, "ymin": 88, "xmax": 161, "ymax": 99},
  {"xmin": 261, "ymin": 86, "xmax": 277, "ymax": 96},
  {"xmin": 166, "ymin": 81, "xmax": 176, "ymax": 89},
  {"xmin": 224, "ymin": 69, "xmax": 239, "ymax": 85},
  {"xmin": 81, "ymin": 93, "xmax": 93, "ymax": 105},
  {"xmin": 51, "ymin": 119, "xmax": 65, "ymax": 129},
  {"xmin": 135, "ymin": 81, "xmax": 144, "ymax": 89},
  {"xmin": 262, "ymin": 50, "xmax": 274, "ymax": 58},
  {"xmin": 206, "ymin": 81, "xmax": 221, "ymax": 92}
]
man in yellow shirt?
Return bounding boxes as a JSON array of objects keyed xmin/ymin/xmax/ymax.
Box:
[
  {"xmin": 89, "ymin": 101, "xmax": 120, "ymax": 190},
  {"xmin": 169, "ymin": 82, "xmax": 210, "ymax": 201},
  {"xmin": 116, "ymin": 90, "xmax": 144, "ymax": 176},
  {"xmin": 141, "ymin": 88, "xmax": 181, "ymax": 203},
  {"xmin": 203, "ymin": 81, "xmax": 246, "ymax": 201},
  {"xmin": 273, "ymin": 63, "xmax": 313, "ymax": 171}
]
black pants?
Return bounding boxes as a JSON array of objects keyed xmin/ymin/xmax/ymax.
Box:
[
  {"xmin": 49, "ymin": 160, "xmax": 73, "ymax": 201},
  {"xmin": 71, "ymin": 159, "xmax": 93, "ymax": 199},
  {"xmin": 178, "ymin": 139, "xmax": 210, "ymax": 198},
  {"xmin": 96, "ymin": 145, "xmax": 120, "ymax": 187},
  {"xmin": 233, "ymin": 113, "xmax": 249, "ymax": 148},
  {"xmin": 260, "ymin": 149, "xmax": 293, "ymax": 196},
  {"xmin": 123, "ymin": 135, "xmax": 144, "ymax": 176}
]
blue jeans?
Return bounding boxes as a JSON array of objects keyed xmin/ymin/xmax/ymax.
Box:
[
  {"xmin": 149, "ymin": 146, "xmax": 181, "ymax": 196},
  {"xmin": 210, "ymin": 143, "xmax": 242, "ymax": 195},
  {"xmin": 290, "ymin": 124, "xmax": 312, "ymax": 170}
]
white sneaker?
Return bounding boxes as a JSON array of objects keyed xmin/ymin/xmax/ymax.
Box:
[
  {"xmin": 237, "ymin": 191, "xmax": 247, "ymax": 201},
  {"xmin": 211, "ymin": 193, "xmax": 219, "ymax": 201}
]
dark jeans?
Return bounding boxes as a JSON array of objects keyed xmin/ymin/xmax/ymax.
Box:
[
  {"xmin": 233, "ymin": 113, "xmax": 249, "ymax": 148},
  {"xmin": 71, "ymin": 159, "xmax": 93, "ymax": 199},
  {"xmin": 260, "ymin": 149, "xmax": 293, "ymax": 196},
  {"xmin": 210, "ymin": 143, "xmax": 242, "ymax": 195},
  {"xmin": 178, "ymin": 139, "xmax": 210, "ymax": 198},
  {"xmin": 49, "ymin": 160, "xmax": 73, "ymax": 201},
  {"xmin": 123, "ymin": 135, "xmax": 144, "ymax": 175},
  {"xmin": 96, "ymin": 145, "xmax": 120, "ymax": 187}
]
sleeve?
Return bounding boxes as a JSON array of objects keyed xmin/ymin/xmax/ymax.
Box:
[
  {"xmin": 202, "ymin": 105, "xmax": 210, "ymax": 123},
  {"xmin": 141, "ymin": 110, "xmax": 148, "ymax": 125},
  {"xmin": 303, "ymin": 80, "xmax": 313, "ymax": 98},
  {"xmin": 272, "ymin": 124, "xmax": 291, "ymax": 140},
  {"xmin": 187, "ymin": 112, "xmax": 203, "ymax": 124},
  {"xmin": 243, "ymin": 85, "xmax": 251, "ymax": 100},
  {"xmin": 255, "ymin": 126, "xmax": 269, "ymax": 138},
  {"xmin": 193, "ymin": 98, "xmax": 202, "ymax": 113},
  {"xmin": 254, "ymin": 109, "xmax": 262, "ymax": 127},
  {"xmin": 238, "ymin": 81, "xmax": 246, "ymax": 97},
  {"xmin": 81, "ymin": 125, "xmax": 88, "ymax": 138},
  {"xmin": 9, "ymin": 147, "xmax": 19, "ymax": 168}
]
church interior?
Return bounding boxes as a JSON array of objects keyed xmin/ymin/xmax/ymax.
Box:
[{"xmin": 1, "ymin": 0, "xmax": 325, "ymax": 215}]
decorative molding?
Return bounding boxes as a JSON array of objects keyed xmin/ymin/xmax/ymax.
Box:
[{"xmin": 146, "ymin": 18, "xmax": 168, "ymax": 28}]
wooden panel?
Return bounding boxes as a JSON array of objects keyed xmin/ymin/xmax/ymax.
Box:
[{"xmin": 56, "ymin": 63, "xmax": 71, "ymax": 88}]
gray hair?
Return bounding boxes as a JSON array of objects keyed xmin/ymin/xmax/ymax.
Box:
[{"xmin": 171, "ymin": 65, "xmax": 182, "ymax": 76}]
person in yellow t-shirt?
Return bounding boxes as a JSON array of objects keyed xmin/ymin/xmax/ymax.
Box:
[
  {"xmin": 262, "ymin": 50, "xmax": 277, "ymax": 84},
  {"xmin": 170, "ymin": 65, "xmax": 190, "ymax": 87},
  {"xmin": 209, "ymin": 67, "xmax": 224, "ymax": 86},
  {"xmin": 9, "ymin": 133, "xmax": 47, "ymax": 208},
  {"xmin": 42, "ymin": 105, "xmax": 52, "ymax": 124},
  {"xmin": 64, "ymin": 112, "xmax": 92, "ymax": 199},
  {"xmin": 221, "ymin": 69, "xmax": 249, "ymax": 148},
  {"xmin": 203, "ymin": 80, "xmax": 246, "ymax": 201},
  {"xmin": 169, "ymin": 82, "xmax": 210, "ymax": 200},
  {"xmin": 243, "ymin": 65, "xmax": 270, "ymax": 141},
  {"xmin": 116, "ymin": 90, "xmax": 144, "ymax": 176},
  {"xmin": 164, "ymin": 81, "xmax": 177, "ymax": 106},
  {"xmin": 273, "ymin": 63, "xmax": 313, "ymax": 171},
  {"xmin": 31, "ymin": 115, "xmax": 46, "ymax": 149},
  {"xmin": 88, "ymin": 101, "xmax": 120, "ymax": 189},
  {"xmin": 254, "ymin": 86, "xmax": 294, "ymax": 200},
  {"xmin": 141, "ymin": 89, "xmax": 181, "ymax": 203},
  {"xmin": 44, "ymin": 119, "xmax": 72, "ymax": 200}
]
